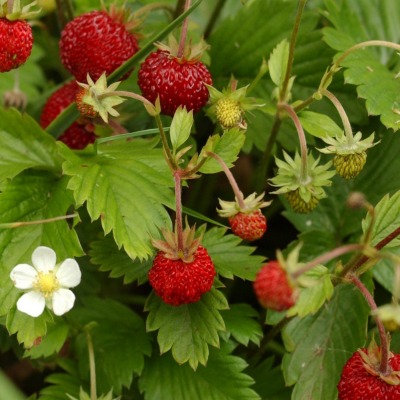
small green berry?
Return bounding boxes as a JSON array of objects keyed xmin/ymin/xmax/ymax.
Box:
[
  {"xmin": 285, "ymin": 190, "xmax": 319, "ymax": 213},
  {"xmin": 333, "ymin": 152, "xmax": 366, "ymax": 179}
]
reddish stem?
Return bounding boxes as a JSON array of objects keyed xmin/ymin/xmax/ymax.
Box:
[
  {"xmin": 177, "ymin": 0, "xmax": 191, "ymax": 59},
  {"xmin": 350, "ymin": 274, "xmax": 390, "ymax": 375},
  {"xmin": 207, "ymin": 151, "xmax": 246, "ymax": 209},
  {"xmin": 174, "ymin": 171, "xmax": 184, "ymax": 251}
]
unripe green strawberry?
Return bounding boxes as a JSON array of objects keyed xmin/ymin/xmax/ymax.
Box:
[
  {"xmin": 333, "ymin": 152, "xmax": 366, "ymax": 179},
  {"xmin": 215, "ymin": 98, "xmax": 242, "ymax": 129},
  {"xmin": 285, "ymin": 189, "xmax": 319, "ymax": 214}
]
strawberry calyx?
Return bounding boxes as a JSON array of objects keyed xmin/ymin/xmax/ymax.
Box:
[
  {"xmin": 217, "ymin": 192, "xmax": 271, "ymax": 219},
  {"xmin": 105, "ymin": 1, "xmax": 143, "ymax": 37},
  {"xmin": 0, "ymin": 0, "xmax": 40, "ymax": 20},
  {"xmin": 155, "ymin": 35, "xmax": 209, "ymax": 63},
  {"xmin": 358, "ymin": 340, "xmax": 400, "ymax": 385},
  {"xmin": 152, "ymin": 224, "xmax": 202, "ymax": 264}
]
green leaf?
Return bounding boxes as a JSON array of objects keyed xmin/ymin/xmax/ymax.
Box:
[
  {"xmin": 268, "ymin": 39, "xmax": 289, "ymax": 87},
  {"xmin": 220, "ymin": 304, "xmax": 263, "ymax": 346},
  {"xmin": 89, "ymin": 236, "xmax": 151, "ymax": 285},
  {"xmin": 200, "ymin": 128, "xmax": 245, "ymax": 174},
  {"xmin": 299, "ymin": 111, "xmax": 343, "ymax": 139},
  {"xmin": 170, "ymin": 107, "xmax": 194, "ymax": 151},
  {"xmin": 145, "ymin": 288, "xmax": 228, "ymax": 369},
  {"xmin": 6, "ymin": 307, "xmax": 54, "ymax": 348},
  {"xmin": 139, "ymin": 342, "xmax": 260, "ymax": 400},
  {"xmin": 70, "ymin": 298, "xmax": 151, "ymax": 395},
  {"xmin": 323, "ymin": 0, "xmax": 400, "ymax": 131},
  {"xmin": 202, "ymin": 227, "xmax": 265, "ymax": 280},
  {"xmin": 0, "ymin": 171, "xmax": 83, "ymax": 318},
  {"xmin": 24, "ymin": 319, "xmax": 69, "ymax": 359},
  {"xmin": 282, "ymin": 283, "xmax": 370, "ymax": 400},
  {"xmin": 287, "ymin": 265, "xmax": 334, "ymax": 318},
  {"xmin": 0, "ymin": 108, "xmax": 61, "ymax": 182},
  {"xmin": 60, "ymin": 139, "xmax": 174, "ymax": 260},
  {"xmin": 362, "ymin": 190, "xmax": 400, "ymax": 248},
  {"xmin": 372, "ymin": 248, "xmax": 400, "ymax": 294}
]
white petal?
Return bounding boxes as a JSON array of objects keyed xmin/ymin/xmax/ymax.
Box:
[
  {"xmin": 52, "ymin": 289, "xmax": 75, "ymax": 316},
  {"xmin": 10, "ymin": 264, "xmax": 37, "ymax": 289},
  {"xmin": 56, "ymin": 259, "xmax": 81, "ymax": 288},
  {"xmin": 32, "ymin": 246, "xmax": 56, "ymax": 273},
  {"xmin": 16, "ymin": 291, "xmax": 46, "ymax": 317}
]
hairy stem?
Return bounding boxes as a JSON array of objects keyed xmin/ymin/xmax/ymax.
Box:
[
  {"xmin": 207, "ymin": 151, "xmax": 246, "ymax": 209},
  {"xmin": 177, "ymin": 0, "xmax": 191, "ymax": 58},
  {"xmin": 350, "ymin": 274, "xmax": 390, "ymax": 375},
  {"xmin": 174, "ymin": 171, "xmax": 184, "ymax": 251},
  {"xmin": 154, "ymin": 114, "xmax": 178, "ymax": 170},
  {"xmin": 279, "ymin": 103, "xmax": 308, "ymax": 181},
  {"xmin": 292, "ymin": 244, "xmax": 365, "ymax": 279},
  {"xmin": 321, "ymin": 89, "xmax": 353, "ymax": 143}
]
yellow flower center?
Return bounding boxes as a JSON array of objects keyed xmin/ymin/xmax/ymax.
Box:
[
  {"xmin": 215, "ymin": 98, "xmax": 242, "ymax": 128},
  {"xmin": 35, "ymin": 271, "xmax": 59, "ymax": 297}
]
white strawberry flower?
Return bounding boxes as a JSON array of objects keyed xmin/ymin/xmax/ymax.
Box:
[{"xmin": 10, "ymin": 246, "xmax": 81, "ymax": 318}]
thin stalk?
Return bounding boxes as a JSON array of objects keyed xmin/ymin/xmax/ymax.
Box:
[
  {"xmin": 102, "ymin": 90, "xmax": 155, "ymax": 109},
  {"xmin": 86, "ymin": 330, "xmax": 97, "ymax": 400},
  {"xmin": 247, "ymin": 59, "xmax": 269, "ymax": 95},
  {"xmin": 7, "ymin": 0, "xmax": 14, "ymax": 14},
  {"xmin": 293, "ymin": 95, "xmax": 315, "ymax": 113},
  {"xmin": 133, "ymin": 3, "xmax": 174, "ymax": 18},
  {"xmin": 207, "ymin": 151, "xmax": 246, "ymax": 209},
  {"xmin": 0, "ymin": 214, "xmax": 77, "ymax": 229},
  {"xmin": 321, "ymin": 89, "xmax": 353, "ymax": 143},
  {"xmin": 292, "ymin": 244, "xmax": 365, "ymax": 279},
  {"xmin": 174, "ymin": 171, "xmax": 184, "ymax": 251},
  {"xmin": 154, "ymin": 114, "xmax": 178, "ymax": 170},
  {"xmin": 279, "ymin": 103, "xmax": 308, "ymax": 182},
  {"xmin": 177, "ymin": 0, "xmax": 191, "ymax": 59},
  {"xmin": 350, "ymin": 274, "xmax": 390, "ymax": 375},
  {"xmin": 204, "ymin": 0, "xmax": 227, "ymax": 39},
  {"xmin": 173, "ymin": 0, "xmax": 186, "ymax": 19},
  {"xmin": 279, "ymin": 0, "xmax": 307, "ymax": 102}
]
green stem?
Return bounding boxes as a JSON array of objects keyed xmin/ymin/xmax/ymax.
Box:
[
  {"xmin": 247, "ymin": 59, "xmax": 269, "ymax": 95},
  {"xmin": 350, "ymin": 274, "xmax": 390, "ymax": 375},
  {"xmin": 279, "ymin": 103, "xmax": 308, "ymax": 182},
  {"xmin": 279, "ymin": 0, "xmax": 307, "ymax": 102},
  {"xmin": 177, "ymin": 0, "xmax": 191, "ymax": 59},
  {"xmin": 134, "ymin": 3, "xmax": 174, "ymax": 18},
  {"xmin": 204, "ymin": 0, "xmax": 227, "ymax": 39},
  {"xmin": 321, "ymin": 89, "xmax": 353, "ymax": 143},
  {"xmin": 174, "ymin": 171, "xmax": 184, "ymax": 251},
  {"xmin": 207, "ymin": 151, "xmax": 246, "ymax": 209},
  {"xmin": 293, "ymin": 95, "xmax": 315, "ymax": 113},
  {"xmin": 154, "ymin": 114, "xmax": 178, "ymax": 170},
  {"xmin": 0, "ymin": 214, "xmax": 77, "ymax": 229},
  {"xmin": 86, "ymin": 329, "xmax": 97, "ymax": 400},
  {"xmin": 292, "ymin": 244, "xmax": 365, "ymax": 279}
]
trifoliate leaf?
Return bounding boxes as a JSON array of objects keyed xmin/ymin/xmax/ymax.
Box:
[
  {"xmin": 89, "ymin": 235, "xmax": 151, "ymax": 285},
  {"xmin": 170, "ymin": 106, "xmax": 194, "ymax": 152},
  {"xmin": 199, "ymin": 128, "xmax": 245, "ymax": 174},
  {"xmin": 145, "ymin": 288, "xmax": 228, "ymax": 370},
  {"xmin": 70, "ymin": 298, "xmax": 151, "ymax": 395},
  {"xmin": 268, "ymin": 39, "xmax": 289, "ymax": 87},
  {"xmin": 220, "ymin": 304, "xmax": 263, "ymax": 346},
  {"xmin": 202, "ymin": 227, "xmax": 265, "ymax": 280},
  {"xmin": 0, "ymin": 171, "xmax": 83, "ymax": 321},
  {"xmin": 60, "ymin": 139, "xmax": 174, "ymax": 260},
  {"xmin": 299, "ymin": 111, "xmax": 343, "ymax": 139},
  {"xmin": 139, "ymin": 342, "xmax": 260, "ymax": 400},
  {"xmin": 0, "ymin": 108, "xmax": 61, "ymax": 182},
  {"xmin": 282, "ymin": 283, "xmax": 370, "ymax": 399}
]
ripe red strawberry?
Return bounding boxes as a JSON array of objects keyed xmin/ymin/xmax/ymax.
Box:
[
  {"xmin": 59, "ymin": 9, "xmax": 139, "ymax": 82},
  {"xmin": 138, "ymin": 48, "xmax": 212, "ymax": 116},
  {"xmin": 229, "ymin": 210, "xmax": 267, "ymax": 242},
  {"xmin": 253, "ymin": 261, "xmax": 297, "ymax": 311},
  {"xmin": 0, "ymin": 18, "xmax": 33, "ymax": 72},
  {"xmin": 149, "ymin": 245, "xmax": 216, "ymax": 306},
  {"xmin": 338, "ymin": 348, "xmax": 400, "ymax": 399},
  {"xmin": 40, "ymin": 81, "xmax": 97, "ymax": 149}
]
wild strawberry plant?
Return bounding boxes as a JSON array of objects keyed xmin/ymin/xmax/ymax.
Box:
[{"xmin": 1, "ymin": 0, "xmax": 400, "ymax": 399}]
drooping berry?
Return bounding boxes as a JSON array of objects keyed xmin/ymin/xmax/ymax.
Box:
[
  {"xmin": 0, "ymin": 19, "xmax": 33, "ymax": 72},
  {"xmin": 285, "ymin": 189, "xmax": 319, "ymax": 214},
  {"xmin": 149, "ymin": 245, "xmax": 216, "ymax": 306},
  {"xmin": 59, "ymin": 9, "xmax": 139, "ymax": 82},
  {"xmin": 253, "ymin": 261, "xmax": 297, "ymax": 311},
  {"xmin": 40, "ymin": 81, "xmax": 97, "ymax": 149},
  {"xmin": 333, "ymin": 152, "xmax": 367, "ymax": 179},
  {"xmin": 228, "ymin": 210, "xmax": 267, "ymax": 242},
  {"xmin": 138, "ymin": 48, "xmax": 212, "ymax": 116},
  {"xmin": 338, "ymin": 348, "xmax": 400, "ymax": 400}
]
